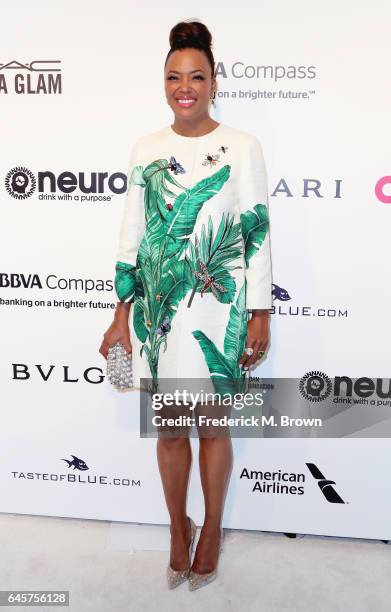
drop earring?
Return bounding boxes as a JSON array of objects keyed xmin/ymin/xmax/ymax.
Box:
[{"xmin": 210, "ymin": 91, "xmax": 216, "ymax": 107}]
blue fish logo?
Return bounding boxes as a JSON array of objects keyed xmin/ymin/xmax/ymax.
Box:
[
  {"xmin": 62, "ymin": 455, "xmax": 89, "ymax": 471},
  {"xmin": 272, "ymin": 283, "xmax": 291, "ymax": 301}
]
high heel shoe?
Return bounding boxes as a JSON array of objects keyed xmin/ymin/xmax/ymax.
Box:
[
  {"xmin": 166, "ymin": 516, "xmax": 197, "ymax": 589},
  {"xmin": 188, "ymin": 527, "xmax": 224, "ymax": 591}
]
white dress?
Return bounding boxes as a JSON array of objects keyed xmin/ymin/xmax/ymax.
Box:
[{"xmin": 114, "ymin": 123, "xmax": 273, "ymax": 394}]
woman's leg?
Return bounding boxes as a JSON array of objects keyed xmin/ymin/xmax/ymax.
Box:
[
  {"xmin": 156, "ymin": 401, "xmax": 193, "ymax": 570},
  {"xmin": 191, "ymin": 402, "xmax": 233, "ymax": 573}
]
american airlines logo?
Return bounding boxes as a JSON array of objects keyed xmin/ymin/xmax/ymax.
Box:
[
  {"xmin": 306, "ymin": 463, "xmax": 345, "ymax": 504},
  {"xmin": 241, "ymin": 462, "xmax": 346, "ymax": 504}
]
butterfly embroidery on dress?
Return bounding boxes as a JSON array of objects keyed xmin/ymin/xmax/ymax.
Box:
[
  {"xmin": 169, "ymin": 156, "xmax": 185, "ymax": 175},
  {"xmin": 155, "ymin": 315, "xmax": 171, "ymax": 336}
]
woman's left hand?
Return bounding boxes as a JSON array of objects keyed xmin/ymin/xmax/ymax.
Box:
[{"xmin": 238, "ymin": 309, "xmax": 270, "ymax": 371}]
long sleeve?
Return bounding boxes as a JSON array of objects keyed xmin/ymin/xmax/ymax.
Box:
[
  {"xmin": 114, "ymin": 139, "xmax": 146, "ymax": 303},
  {"xmin": 238, "ymin": 135, "xmax": 273, "ymax": 310}
]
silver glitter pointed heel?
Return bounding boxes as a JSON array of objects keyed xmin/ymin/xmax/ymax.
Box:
[
  {"xmin": 188, "ymin": 527, "xmax": 224, "ymax": 591},
  {"xmin": 166, "ymin": 516, "xmax": 197, "ymax": 589}
]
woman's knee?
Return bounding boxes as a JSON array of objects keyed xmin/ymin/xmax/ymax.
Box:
[{"xmin": 157, "ymin": 431, "xmax": 190, "ymax": 444}]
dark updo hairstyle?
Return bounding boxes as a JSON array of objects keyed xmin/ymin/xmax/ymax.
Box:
[{"xmin": 164, "ymin": 20, "xmax": 215, "ymax": 79}]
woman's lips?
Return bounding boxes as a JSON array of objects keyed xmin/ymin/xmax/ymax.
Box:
[{"xmin": 176, "ymin": 98, "xmax": 196, "ymax": 108}]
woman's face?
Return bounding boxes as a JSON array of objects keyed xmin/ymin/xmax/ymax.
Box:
[{"xmin": 164, "ymin": 47, "xmax": 215, "ymax": 122}]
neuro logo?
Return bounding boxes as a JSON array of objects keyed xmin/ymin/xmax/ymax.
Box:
[
  {"xmin": 5, "ymin": 166, "xmax": 36, "ymax": 199},
  {"xmin": 299, "ymin": 370, "xmax": 332, "ymax": 402},
  {"xmin": 306, "ymin": 462, "xmax": 345, "ymax": 504},
  {"xmin": 61, "ymin": 455, "xmax": 89, "ymax": 471},
  {"xmin": 272, "ymin": 283, "xmax": 291, "ymax": 301}
]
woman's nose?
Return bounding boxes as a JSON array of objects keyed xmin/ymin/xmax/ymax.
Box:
[{"xmin": 178, "ymin": 77, "xmax": 192, "ymax": 90}]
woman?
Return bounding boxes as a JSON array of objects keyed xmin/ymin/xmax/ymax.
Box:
[{"xmin": 100, "ymin": 20, "xmax": 273, "ymax": 591}]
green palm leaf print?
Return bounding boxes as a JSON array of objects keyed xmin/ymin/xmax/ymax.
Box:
[
  {"xmin": 163, "ymin": 165, "xmax": 231, "ymax": 262},
  {"xmin": 186, "ymin": 213, "xmax": 243, "ymax": 307},
  {"xmin": 158, "ymin": 259, "xmax": 193, "ymax": 321},
  {"xmin": 223, "ymin": 281, "xmax": 248, "ymax": 379},
  {"xmin": 127, "ymin": 165, "xmax": 146, "ymax": 190},
  {"xmin": 240, "ymin": 203, "xmax": 269, "ymax": 268},
  {"xmin": 143, "ymin": 159, "xmax": 185, "ymax": 219},
  {"xmin": 191, "ymin": 330, "xmax": 232, "ymax": 377},
  {"xmin": 133, "ymin": 297, "xmax": 149, "ymax": 343},
  {"xmin": 132, "ymin": 160, "xmax": 231, "ymax": 384},
  {"xmin": 115, "ymin": 261, "xmax": 137, "ymax": 303},
  {"xmin": 192, "ymin": 283, "xmax": 248, "ymax": 396}
]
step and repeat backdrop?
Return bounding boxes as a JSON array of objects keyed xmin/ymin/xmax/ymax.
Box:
[{"xmin": 1, "ymin": 1, "xmax": 390, "ymax": 539}]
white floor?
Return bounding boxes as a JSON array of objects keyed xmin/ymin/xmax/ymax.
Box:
[{"xmin": 0, "ymin": 513, "xmax": 390, "ymax": 612}]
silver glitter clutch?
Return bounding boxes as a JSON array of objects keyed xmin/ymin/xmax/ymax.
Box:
[{"xmin": 106, "ymin": 342, "xmax": 133, "ymax": 390}]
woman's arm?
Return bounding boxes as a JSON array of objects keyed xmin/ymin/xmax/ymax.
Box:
[
  {"xmin": 99, "ymin": 139, "xmax": 145, "ymax": 359},
  {"xmin": 114, "ymin": 139, "xmax": 146, "ymax": 304},
  {"xmin": 239, "ymin": 134, "xmax": 273, "ymax": 310},
  {"xmin": 238, "ymin": 134, "xmax": 273, "ymax": 369}
]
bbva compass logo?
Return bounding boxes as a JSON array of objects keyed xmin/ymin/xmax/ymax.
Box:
[{"xmin": 5, "ymin": 166, "xmax": 36, "ymax": 199}]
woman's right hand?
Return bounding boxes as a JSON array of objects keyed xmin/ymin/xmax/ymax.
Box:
[{"xmin": 99, "ymin": 303, "xmax": 132, "ymax": 359}]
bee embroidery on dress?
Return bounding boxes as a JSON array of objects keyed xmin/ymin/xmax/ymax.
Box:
[
  {"xmin": 155, "ymin": 315, "xmax": 171, "ymax": 336},
  {"xmin": 219, "ymin": 145, "xmax": 228, "ymax": 154},
  {"xmin": 202, "ymin": 152, "xmax": 220, "ymax": 167},
  {"xmin": 168, "ymin": 156, "xmax": 185, "ymax": 175},
  {"xmin": 193, "ymin": 260, "xmax": 228, "ymax": 299}
]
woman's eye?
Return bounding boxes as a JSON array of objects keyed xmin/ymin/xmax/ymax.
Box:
[{"xmin": 167, "ymin": 75, "xmax": 204, "ymax": 80}]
